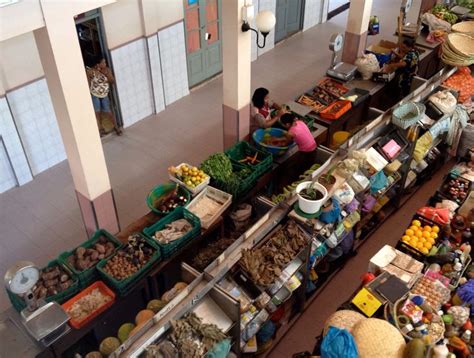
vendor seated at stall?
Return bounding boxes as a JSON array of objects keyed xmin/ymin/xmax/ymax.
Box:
[
  {"xmin": 384, "ymin": 37, "xmax": 419, "ymax": 97},
  {"xmin": 250, "ymin": 87, "xmax": 288, "ymax": 132},
  {"xmin": 281, "ymin": 113, "xmax": 317, "ymax": 155}
]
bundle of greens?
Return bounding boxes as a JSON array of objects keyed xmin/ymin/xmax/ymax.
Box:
[
  {"xmin": 432, "ymin": 4, "xmax": 458, "ymax": 24},
  {"xmin": 456, "ymin": 0, "xmax": 474, "ymax": 13}
]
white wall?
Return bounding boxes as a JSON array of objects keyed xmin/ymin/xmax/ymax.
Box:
[
  {"xmin": 0, "ymin": 0, "xmax": 45, "ymax": 42},
  {"xmin": 102, "ymin": 0, "xmax": 144, "ymax": 49}
]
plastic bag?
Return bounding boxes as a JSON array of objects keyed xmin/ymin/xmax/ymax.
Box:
[
  {"xmin": 370, "ymin": 170, "xmax": 388, "ymax": 194},
  {"xmin": 205, "ymin": 339, "xmax": 231, "ymax": 358},
  {"xmin": 421, "ymin": 12, "xmax": 451, "ymax": 32},
  {"xmin": 321, "ymin": 326, "xmax": 358, "ymax": 358},
  {"xmin": 429, "ymin": 90, "xmax": 457, "ymax": 114},
  {"xmin": 355, "ymin": 54, "xmax": 380, "ymax": 80}
]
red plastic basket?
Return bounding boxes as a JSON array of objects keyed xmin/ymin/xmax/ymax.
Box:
[
  {"xmin": 319, "ymin": 100, "xmax": 352, "ymax": 120},
  {"xmin": 62, "ymin": 281, "xmax": 115, "ymax": 329}
]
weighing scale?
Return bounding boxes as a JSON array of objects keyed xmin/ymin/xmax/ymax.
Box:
[
  {"xmin": 326, "ymin": 33, "xmax": 358, "ymax": 82},
  {"xmin": 4, "ymin": 261, "xmax": 70, "ymax": 346}
]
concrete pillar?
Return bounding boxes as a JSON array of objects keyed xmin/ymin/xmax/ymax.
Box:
[
  {"xmin": 34, "ymin": 0, "xmax": 119, "ymax": 237},
  {"xmin": 341, "ymin": 0, "xmax": 373, "ymax": 64},
  {"xmin": 222, "ymin": 0, "xmax": 252, "ymax": 149}
]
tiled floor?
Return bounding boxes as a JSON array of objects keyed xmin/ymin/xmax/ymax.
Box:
[{"xmin": 0, "ymin": 0, "xmax": 420, "ymax": 317}]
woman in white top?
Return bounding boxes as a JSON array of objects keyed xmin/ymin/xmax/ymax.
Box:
[{"xmin": 250, "ymin": 87, "xmax": 288, "ymax": 134}]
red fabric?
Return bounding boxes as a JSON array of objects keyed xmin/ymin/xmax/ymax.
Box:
[
  {"xmin": 417, "ymin": 207, "xmax": 451, "ymax": 225},
  {"xmin": 258, "ymin": 105, "xmax": 271, "ymax": 119}
]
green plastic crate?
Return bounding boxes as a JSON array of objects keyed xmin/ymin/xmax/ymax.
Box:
[
  {"xmin": 143, "ymin": 207, "xmax": 201, "ymax": 259},
  {"xmin": 6, "ymin": 259, "xmax": 80, "ymax": 312},
  {"xmin": 212, "ymin": 162, "xmax": 257, "ymax": 200},
  {"xmin": 225, "ymin": 141, "xmax": 273, "ymax": 178},
  {"xmin": 96, "ymin": 234, "xmax": 161, "ymax": 296},
  {"xmin": 58, "ymin": 229, "xmax": 123, "ymax": 289}
]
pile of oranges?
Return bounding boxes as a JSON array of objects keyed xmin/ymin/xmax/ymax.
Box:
[{"xmin": 401, "ymin": 219, "xmax": 439, "ymax": 255}]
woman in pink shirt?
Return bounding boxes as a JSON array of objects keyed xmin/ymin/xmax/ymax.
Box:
[{"xmin": 281, "ymin": 113, "xmax": 317, "ymax": 153}]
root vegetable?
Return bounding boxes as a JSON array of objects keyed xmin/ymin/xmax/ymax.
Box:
[{"xmin": 44, "ymin": 279, "xmax": 59, "ymax": 288}]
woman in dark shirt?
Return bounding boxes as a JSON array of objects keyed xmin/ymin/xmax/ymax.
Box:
[{"xmin": 385, "ymin": 38, "xmax": 420, "ymax": 97}]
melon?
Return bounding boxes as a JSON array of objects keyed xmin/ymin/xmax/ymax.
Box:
[
  {"xmin": 161, "ymin": 287, "xmax": 179, "ymax": 303},
  {"xmin": 135, "ymin": 309, "xmax": 154, "ymax": 325},
  {"xmin": 174, "ymin": 282, "xmax": 188, "ymax": 291},
  {"xmin": 85, "ymin": 352, "xmax": 102, "ymax": 358},
  {"xmin": 99, "ymin": 337, "xmax": 120, "ymax": 356},
  {"xmin": 117, "ymin": 322, "xmax": 135, "ymax": 343},
  {"xmin": 147, "ymin": 299, "xmax": 167, "ymax": 313}
]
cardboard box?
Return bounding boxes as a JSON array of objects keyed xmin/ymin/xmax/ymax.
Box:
[{"xmin": 369, "ymin": 245, "xmax": 423, "ymax": 287}]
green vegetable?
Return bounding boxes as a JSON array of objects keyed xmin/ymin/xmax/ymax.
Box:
[
  {"xmin": 200, "ymin": 153, "xmax": 233, "ymax": 181},
  {"xmin": 456, "ymin": 0, "xmax": 474, "ymax": 12},
  {"xmin": 432, "ymin": 4, "xmax": 458, "ymax": 24}
]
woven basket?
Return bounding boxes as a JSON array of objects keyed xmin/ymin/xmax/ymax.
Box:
[
  {"xmin": 392, "ymin": 102, "xmax": 425, "ymax": 129},
  {"xmin": 323, "ymin": 310, "xmax": 366, "ymax": 336},
  {"xmin": 447, "ymin": 33, "xmax": 474, "ymax": 57},
  {"xmin": 352, "ymin": 318, "xmax": 406, "ymax": 358},
  {"xmin": 452, "ymin": 21, "xmax": 474, "ymax": 36}
]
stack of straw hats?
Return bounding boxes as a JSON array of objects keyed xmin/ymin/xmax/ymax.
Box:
[{"xmin": 441, "ymin": 32, "xmax": 474, "ymax": 66}]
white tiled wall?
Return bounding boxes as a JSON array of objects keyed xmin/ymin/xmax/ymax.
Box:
[
  {"xmin": 111, "ymin": 38, "xmax": 154, "ymax": 128},
  {"xmin": 303, "ymin": 0, "xmax": 323, "ymax": 31},
  {"xmin": 0, "ymin": 138, "xmax": 17, "ymax": 193},
  {"xmin": 258, "ymin": 0, "xmax": 276, "ymax": 56},
  {"xmin": 251, "ymin": 0, "xmax": 259, "ymax": 62},
  {"xmin": 158, "ymin": 22, "xmax": 190, "ymax": 106},
  {"xmin": 147, "ymin": 35, "xmax": 166, "ymax": 113},
  {"xmin": 0, "ymin": 97, "xmax": 33, "ymax": 186},
  {"xmin": 7, "ymin": 79, "xmax": 66, "ymax": 176}
]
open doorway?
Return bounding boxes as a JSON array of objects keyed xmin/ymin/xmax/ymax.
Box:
[{"xmin": 74, "ymin": 9, "xmax": 123, "ymax": 136}]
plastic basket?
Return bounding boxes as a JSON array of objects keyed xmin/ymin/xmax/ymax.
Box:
[
  {"xmin": 168, "ymin": 163, "xmax": 210, "ymax": 196},
  {"xmin": 143, "ymin": 207, "xmax": 201, "ymax": 259},
  {"xmin": 392, "ymin": 102, "xmax": 426, "ymax": 129},
  {"xmin": 252, "ymin": 128, "xmax": 296, "ymax": 156},
  {"xmin": 437, "ymin": 173, "xmax": 472, "ymax": 205},
  {"xmin": 187, "ymin": 186, "xmax": 232, "ymax": 229},
  {"xmin": 7, "ymin": 259, "xmax": 80, "ymax": 312},
  {"xmin": 58, "ymin": 229, "xmax": 122, "ymax": 289},
  {"xmin": 225, "ymin": 141, "xmax": 273, "ymax": 179},
  {"xmin": 319, "ymin": 100, "xmax": 352, "ymax": 120},
  {"xmin": 97, "ymin": 235, "xmax": 161, "ymax": 296},
  {"xmin": 212, "ymin": 161, "xmax": 257, "ymax": 200},
  {"xmin": 62, "ymin": 281, "xmax": 115, "ymax": 329},
  {"xmin": 146, "ymin": 183, "xmax": 191, "ymax": 215}
]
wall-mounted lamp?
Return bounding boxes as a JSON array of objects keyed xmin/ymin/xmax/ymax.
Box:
[{"xmin": 241, "ymin": 9, "xmax": 276, "ymax": 49}]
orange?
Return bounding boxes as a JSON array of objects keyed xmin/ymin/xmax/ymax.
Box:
[
  {"xmin": 419, "ymin": 238, "xmax": 426, "ymax": 243},
  {"xmin": 405, "ymin": 229, "xmax": 414, "ymax": 236},
  {"xmin": 416, "ymin": 231, "xmax": 423, "ymax": 238},
  {"xmin": 409, "ymin": 225, "xmax": 419, "ymax": 232},
  {"xmin": 420, "ymin": 247, "xmax": 429, "ymax": 254},
  {"xmin": 431, "ymin": 232, "xmax": 438, "ymax": 240},
  {"xmin": 432, "ymin": 225, "xmax": 440, "ymax": 233},
  {"xmin": 423, "ymin": 242, "xmax": 432, "ymax": 249},
  {"xmin": 427, "ymin": 237, "xmax": 435, "ymax": 244},
  {"xmin": 416, "ymin": 243, "xmax": 424, "ymax": 250},
  {"xmin": 402, "ymin": 235, "xmax": 411, "ymax": 242},
  {"xmin": 423, "ymin": 226, "xmax": 432, "ymax": 232},
  {"xmin": 412, "ymin": 220, "xmax": 422, "ymax": 227},
  {"xmin": 423, "ymin": 231, "xmax": 432, "ymax": 239}
]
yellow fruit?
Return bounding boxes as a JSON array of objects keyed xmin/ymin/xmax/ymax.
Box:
[
  {"xmin": 409, "ymin": 239, "xmax": 418, "ymax": 246},
  {"xmin": 416, "ymin": 231, "xmax": 423, "ymax": 238},
  {"xmin": 135, "ymin": 310, "xmax": 154, "ymax": 325},
  {"xmin": 432, "ymin": 225, "xmax": 440, "ymax": 233},
  {"xmin": 423, "ymin": 226, "xmax": 432, "ymax": 232},
  {"xmin": 409, "ymin": 225, "xmax": 419, "ymax": 232},
  {"xmin": 420, "ymin": 247, "xmax": 429, "ymax": 254},
  {"xmin": 419, "ymin": 238, "xmax": 426, "ymax": 243},
  {"xmin": 423, "ymin": 231, "xmax": 431, "ymax": 239},
  {"xmin": 186, "ymin": 180, "xmax": 192, "ymax": 186},
  {"xmin": 402, "ymin": 235, "xmax": 411, "ymax": 242},
  {"xmin": 416, "ymin": 243, "xmax": 424, "ymax": 250},
  {"xmin": 412, "ymin": 220, "xmax": 421, "ymax": 227},
  {"xmin": 424, "ymin": 242, "xmax": 432, "ymax": 249},
  {"xmin": 427, "ymin": 237, "xmax": 435, "ymax": 244},
  {"xmin": 431, "ymin": 232, "xmax": 438, "ymax": 239},
  {"xmin": 405, "ymin": 229, "xmax": 415, "ymax": 236}
]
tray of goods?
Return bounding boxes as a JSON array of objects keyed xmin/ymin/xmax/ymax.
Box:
[
  {"xmin": 143, "ymin": 207, "xmax": 201, "ymax": 259},
  {"xmin": 318, "ymin": 78, "xmax": 349, "ymax": 97},
  {"xmin": 410, "ymin": 275, "xmax": 451, "ymax": 310},
  {"xmin": 319, "ymin": 100, "xmax": 352, "ymax": 120},
  {"xmin": 312, "ymin": 87, "xmax": 338, "ymax": 105},
  {"xmin": 59, "ymin": 230, "xmax": 122, "ymax": 288},
  {"xmin": 239, "ymin": 220, "xmax": 308, "ymax": 289},
  {"xmin": 97, "ymin": 234, "xmax": 161, "ymax": 296},
  {"xmin": 398, "ymin": 215, "xmax": 442, "ymax": 259},
  {"xmin": 201, "ymin": 152, "xmax": 256, "ymax": 198},
  {"xmin": 62, "ymin": 281, "xmax": 115, "ymax": 329},
  {"xmin": 225, "ymin": 141, "xmax": 273, "ymax": 178},
  {"xmin": 168, "ymin": 163, "xmax": 210, "ymax": 196},
  {"xmin": 191, "ymin": 236, "xmax": 237, "ymax": 271},
  {"xmin": 375, "ymin": 129, "xmax": 409, "ymax": 162},
  {"xmin": 438, "ymin": 173, "xmax": 471, "ymax": 205},
  {"xmin": 296, "ymin": 94, "xmax": 327, "ymax": 113},
  {"xmin": 7, "ymin": 260, "xmax": 79, "ymax": 312},
  {"xmin": 146, "ymin": 183, "xmax": 190, "ymax": 215},
  {"xmin": 187, "ymin": 186, "xmax": 232, "ymax": 229}
]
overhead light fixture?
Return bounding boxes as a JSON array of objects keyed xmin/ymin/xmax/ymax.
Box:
[{"xmin": 241, "ymin": 10, "xmax": 276, "ymax": 49}]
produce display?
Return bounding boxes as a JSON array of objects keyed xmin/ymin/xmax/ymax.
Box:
[
  {"xmin": 456, "ymin": 0, "xmax": 474, "ymax": 12},
  {"xmin": 262, "ymin": 132, "xmax": 290, "ymax": 147},
  {"xmin": 189, "ymin": 195, "xmax": 222, "ymax": 223},
  {"xmin": 319, "ymin": 100, "xmax": 352, "ymax": 120},
  {"xmin": 32, "ymin": 264, "xmax": 75, "ymax": 300},
  {"xmin": 312, "ymin": 87, "xmax": 336, "ymax": 105},
  {"xmin": 152, "ymin": 185, "xmax": 188, "ymax": 214},
  {"xmin": 297, "ymin": 94, "xmax": 326, "ymax": 113},
  {"xmin": 272, "ymin": 164, "xmax": 321, "ymax": 204},
  {"xmin": 103, "ymin": 234, "xmax": 155, "ymax": 280},
  {"xmin": 152, "ymin": 219, "xmax": 192, "ymax": 244},
  {"xmin": 432, "ymin": 4, "xmax": 458, "ymax": 25},
  {"xmin": 144, "ymin": 312, "xmax": 227, "ymax": 358},
  {"xmin": 400, "ymin": 219, "xmax": 439, "ymax": 255},
  {"xmin": 65, "ymin": 287, "xmax": 113, "ymax": 322},
  {"xmin": 238, "ymin": 152, "xmax": 260, "ymax": 165},
  {"xmin": 168, "ymin": 164, "xmax": 209, "ymax": 190},
  {"xmin": 318, "ymin": 78, "xmax": 349, "ymax": 97},
  {"xmin": 65, "ymin": 236, "xmax": 116, "ymax": 272},
  {"xmin": 191, "ymin": 236, "xmax": 236, "ymax": 271},
  {"xmin": 161, "ymin": 282, "xmax": 188, "ymax": 304},
  {"xmin": 443, "ymin": 67, "xmax": 474, "ymax": 103},
  {"xmin": 240, "ymin": 221, "xmax": 307, "ymax": 287},
  {"xmin": 440, "ymin": 175, "xmax": 470, "ymax": 204},
  {"xmin": 411, "ymin": 276, "xmax": 451, "ymax": 310}
]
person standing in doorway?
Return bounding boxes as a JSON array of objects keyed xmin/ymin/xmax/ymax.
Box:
[{"xmin": 86, "ymin": 57, "xmax": 122, "ymax": 136}]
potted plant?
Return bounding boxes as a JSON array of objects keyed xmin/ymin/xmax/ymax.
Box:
[
  {"xmin": 296, "ymin": 181, "xmax": 328, "ymax": 214},
  {"xmin": 318, "ymin": 165, "xmax": 337, "ymax": 191}
]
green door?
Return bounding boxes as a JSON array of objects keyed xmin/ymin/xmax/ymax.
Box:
[
  {"xmin": 275, "ymin": 0, "xmax": 303, "ymax": 43},
  {"xmin": 184, "ymin": 0, "xmax": 222, "ymax": 88}
]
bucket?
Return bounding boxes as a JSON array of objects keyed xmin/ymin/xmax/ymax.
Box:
[
  {"xmin": 332, "ymin": 131, "xmax": 350, "ymax": 149},
  {"xmin": 296, "ymin": 181, "xmax": 328, "ymax": 214}
]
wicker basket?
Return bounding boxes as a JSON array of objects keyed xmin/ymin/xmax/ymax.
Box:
[
  {"xmin": 323, "ymin": 310, "xmax": 366, "ymax": 336},
  {"xmin": 392, "ymin": 102, "xmax": 425, "ymax": 129},
  {"xmin": 352, "ymin": 318, "xmax": 406, "ymax": 358},
  {"xmin": 452, "ymin": 21, "xmax": 474, "ymax": 36}
]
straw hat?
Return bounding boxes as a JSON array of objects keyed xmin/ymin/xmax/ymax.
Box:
[
  {"xmin": 352, "ymin": 318, "xmax": 406, "ymax": 358},
  {"xmin": 452, "ymin": 21, "xmax": 474, "ymax": 36},
  {"xmin": 323, "ymin": 310, "xmax": 366, "ymax": 336},
  {"xmin": 447, "ymin": 33, "xmax": 474, "ymax": 57}
]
